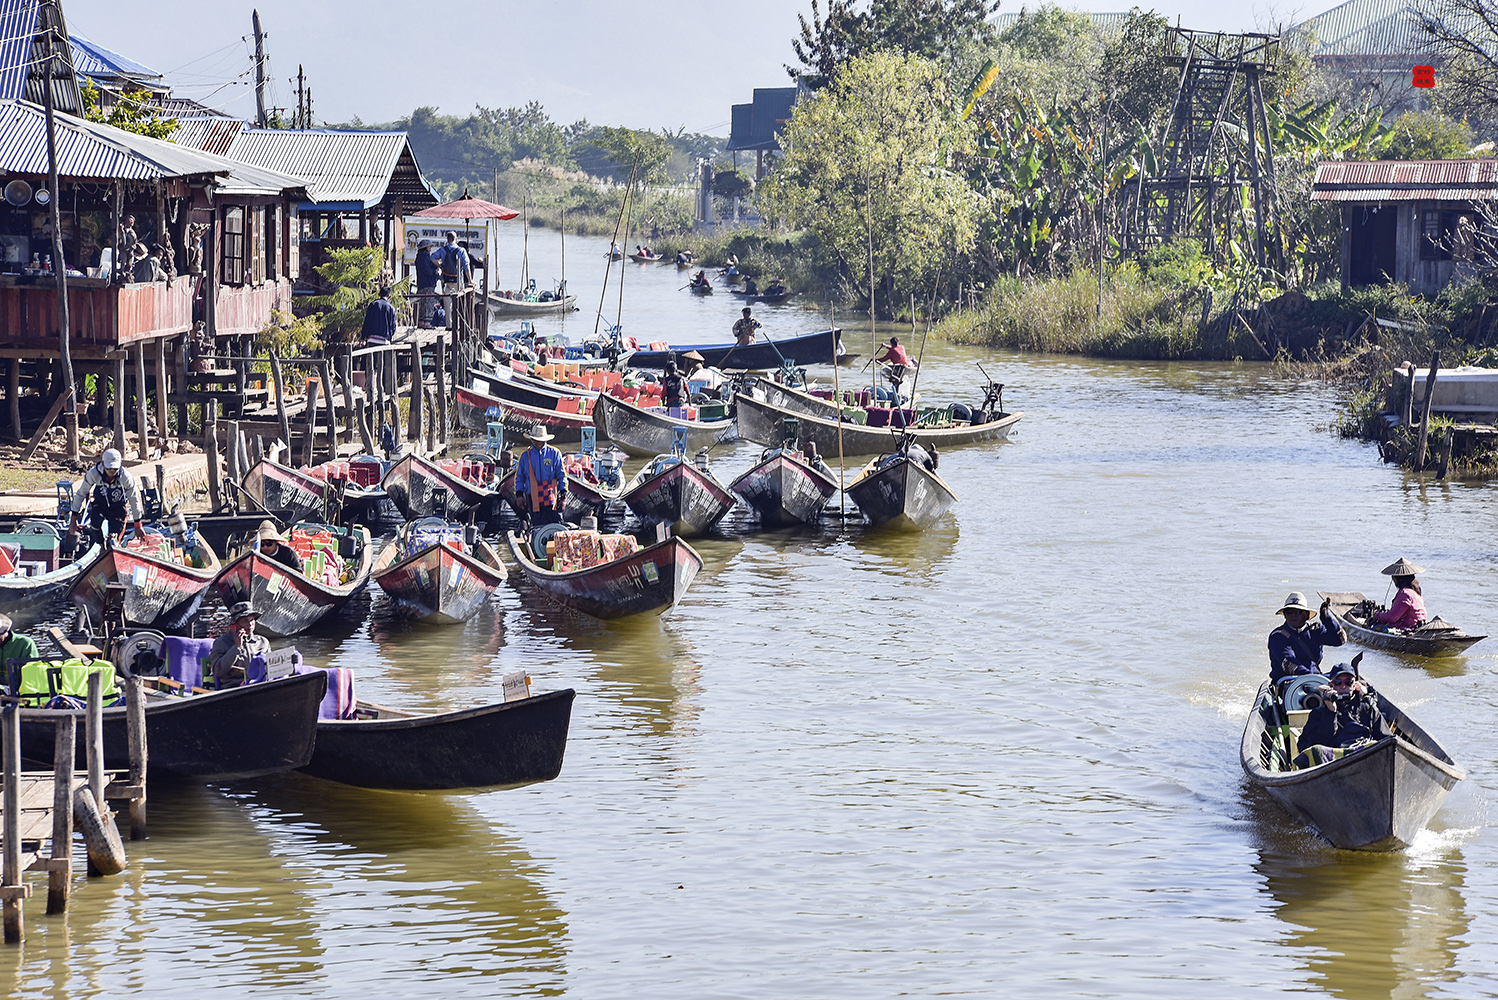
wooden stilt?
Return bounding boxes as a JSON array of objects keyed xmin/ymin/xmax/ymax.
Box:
[
  {"xmin": 303, "ymin": 378, "xmax": 320, "ymax": 466},
  {"xmin": 112, "ymin": 354, "xmax": 126, "ymax": 454},
  {"xmin": 46, "ymin": 714, "xmax": 74, "ymax": 914},
  {"xmin": 124, "ymin": 675, "xmax": 147, "ymax": 840},
  {"xmin": 226, "ymin": 421, "xmax": 241, "ymax": 501},
  {"xmin": 154, "ymin": 338, "xmax": 168, "ymax": 443},
  {"xmin": 6, "ymin": 359, "xmax": 18, "ymax": 442},
  {"xmin": 135, "ymin": 344, "xmax": 149, "ymax": 460},
  {"xmin": 2, "ymin": 702, "xmax": 29, "ymax": 943},
  {"xmin": 269, "ymin": 351, "xmax": 291, "ymax": 449},
  {"xmin": 205, "ymin": 400, "xmax": 222, "ymax": 512},
  {"xmin": 434, "ymin": 337, "xmax": 449, "ymax": 453},
  {"xmin": 317, "ymin": 359, "xmax": 336, "ymax": 459},
  {"xmin": 409, "ymin": 342, "xmax": 424, "ymax": 444}
]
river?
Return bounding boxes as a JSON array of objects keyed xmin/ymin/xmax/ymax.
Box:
[{"xmin": 2, "ymin": 225, "xmax": 1496, "ymax": 998}]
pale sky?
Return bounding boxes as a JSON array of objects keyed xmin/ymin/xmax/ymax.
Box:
[{"xmin": 63, "ymin": 0, "xmax": 1325, "ymax": 134}]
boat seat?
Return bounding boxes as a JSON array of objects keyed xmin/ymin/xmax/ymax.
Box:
[{"xmin": 163, "ymin": 635, "xmax": 212, "ymax": 690}]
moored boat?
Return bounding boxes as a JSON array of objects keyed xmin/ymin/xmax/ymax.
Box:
[
  {"xmin": 844, "ymin": 448, "xmax": 956, "ymax": 530},
  {"xmin": 504, "ymin": 527, "xmax": 703, "ymax": 619},
  {"xmin": 211, "ymin": 523, "xmax": 372, "ymax": 638},
  {"xmin": 489, "ymin": 292, "xmax": 579, "ymax": 316},
  {"xmin": 380, "ymin": 452, "xmax": 499, "ymax": 520},
  {"xmin": 241, "ymin": 457, "xmax": 387, "ymax": 525},
  {"xmin": 593, "ymin": 391, "xmax": 735, "ymax": 458},
  {"xmin": 299, "ymin": 687, "xmax": 576, "ymax": 789},
  {"xmin": 736, "ymin": 377, "xmax": 1023, "ymax": 457},
  {"xmin": 620, "ymin": 453, "xmax": 737, "ymax": 537},
  {"xmin": 1318, "ymin": 591, "xmax": 1486, "ymax": 657},
  {"xmin": 730, "ymin": 445, "xmax": 839, "ymax": 527},
  {"xmin": 454, "ymin": 383, "xmax": 595, "ymax": 443},
  {"xmin": 1240, "ymin": 676, "xmax": 1464, "ymax": 849},
  {"xmin": 372, "ymin": 518, "xmax": 508, "ymax": 624},
  {"xmin": 0, "ymin": 519, "xmax": 101, "ymax": 624},
  {"xmin": 628, "ymin": 328, "xmax": 840, "ymax": 369},
  {"xmin": 67, "ymin": 525, "xmax": 221, "ymax": 630}
]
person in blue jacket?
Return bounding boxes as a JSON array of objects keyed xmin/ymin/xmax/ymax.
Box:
[
  {"xmin": 515, "ymin": 424, "xmax": 567, "ymax": 527},
  {"xmin": 361, "ymin": 285, "xmax": 397, "ymax": 345},
  {"xmin": 413, "ymin": 239, "xmax": 439, "ymax": 327},
  {"xmin": 1268, "ymin": 591, "xmax": 1346, "ymax": 680}
]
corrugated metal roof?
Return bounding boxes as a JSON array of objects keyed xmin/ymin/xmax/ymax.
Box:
[
  {"xmin": 0, "ymin": 99, "xmax": 310, "ymax": 197},
  {"xmin": 1293, "ymin": 0, "xmax": 1436, "ymax": 57},
  {"xmin": 0, "ymin": 0, "xmax": 82, "ymax": 114},
  {"xmin": 224, "ymin": 129, "xmax": 437, "ymax": 208},
  {"xmin": 1312, "ymin": 159, "xmax": 1498, "ymax": 200},
  {"xmin": 994, "ymin": 10, "xmax": 1131, "ymax": 34},
  {"xmin": 172, "ymin": 116, "xmax": 245, "ymax": 156},
  {"xmin": 68, "ymin": 31, "xmax": 164, "ymax": 90}
]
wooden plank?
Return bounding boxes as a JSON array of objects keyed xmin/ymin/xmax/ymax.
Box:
[{"xmin": 17, "ymin": 388, "xmax": 70, "ymax": 462}]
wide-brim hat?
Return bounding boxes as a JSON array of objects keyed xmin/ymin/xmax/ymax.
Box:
[
  {"xmin": 417, "ymin": 239, "xmax": 433, "ymax": 249},
  {"xmin": 526, "ymin": 424, "xmax": 555, "ymax": 443},
  {"xmin": 227, "ymin": 601, "xmax": 260, "ymax": 622},
  {"xmin": 258, "ymin": 525, "xmax": 289, "ymax": 545},
  {"xmin": 1381, "ymin": 557, "xmax": 1426, "ymax": 576},
  {"xmin": 680, "ymin": 350, "xmax": 706, "ymax": 364},
  {"xmin": 1277, "ymin": 591, "xmax": 1317, "ymax": 615}
]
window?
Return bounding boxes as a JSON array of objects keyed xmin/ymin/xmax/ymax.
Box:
[
  {"xmin": 222, "ymin": 206, "xmax": 244, "ymax": 284},
  {"xmin": 267, "ymin": 206, "xmax": 280, "ymax": 281},
  {"xmin": 250, "ymin": 207, "xmax": 265, "ymax": 285}
]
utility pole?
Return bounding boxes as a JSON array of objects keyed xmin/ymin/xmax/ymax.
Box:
[
  {"xmin": 252, "ymin": 10, "xmax": 267, "ymax": 128},
  {"xmin": 306, "ymin": 87, "xmax": 313, "ymax": 128}
]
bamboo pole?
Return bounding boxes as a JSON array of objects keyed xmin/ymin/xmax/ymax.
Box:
[
  {"xmin": 1438, "ymin": 425, "xmax": 1455, "ymax": 480},
  {"xmin": 225, "ymin": 420, "xmax": 240, "ymax": 498},
  {"xmin": 1414, "ymin": 350, "xmax": 1440, "ymax": 469},
  {"xmin": 269, "ymin": 351, "xmax": 291, "ymax": 449},
  {"xmin": 2, "ymin": 703, "xmax": 25, "ymax": 942},
  {"xmin": 830, "ymin": 303, "xmax": 846, "ymax": 519},
  {"xmin": 47, "ymin": 714, "xmax": 74, "ymax": 914}
]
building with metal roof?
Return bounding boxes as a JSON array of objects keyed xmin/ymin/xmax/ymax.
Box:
[
  {"xmin": 0, "ymin": 0, "xmax": 82, "ymax": 115},
  {"xmin": 68, "ymin": 31, "xmax": 167, "ymax": 99},
  {"xmin": 992, "ymin": 10, "xmax": 1131, "ymax": 34},
  {"xmin": 1312, "ymin": 159, "xmax": 1498, "ymax": 292},
  {"xmin": 1291, "ymin": 0, "xmax": 1443, "ymax": 114},
  {"xmin": 171, "ymin": 116, "xmax": 246, "ymax": 157}
]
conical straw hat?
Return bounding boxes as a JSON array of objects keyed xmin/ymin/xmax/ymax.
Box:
[{"xmin": 1381, "ymin": 557, "xmax": 1426, "ymax": 576}]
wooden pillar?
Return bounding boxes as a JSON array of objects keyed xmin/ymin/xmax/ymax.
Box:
[
  {"xmin": 134, "ymin": 344, "xmax": 149, "ymax": 460},
  {"xmin": 154, "ymin": 337, "xmax": 168, "ymax": 442},
  {"xmin": 434, "ymin": 337, "xmax": 448, "ymax": 452},
  {"xmin": 46, "ymin": 714, "xmax": 74, "ymax": 914},
  {"xmin": 317, "ymin": 359, "xmax": 336, "ymax": 459},
  {"xmin": 124, "ymin": 675, "xmax": 147, "ymax": 840},
  {"xmin": 94, "ymin": 365, "xmax": 109, "ymax": 428},
  {"xmin": 205, "ymin": 399, "xmax": 222, "ymax": 512},
  {"xmin": 269, "ymin": 351, "xmax": 291, "ymax": 449},
  {"xmin": 86, "ymin": 670, "xmax": 105, "ymax": 812},
  {"xmin": 1438, "ymin": 425, "xmax": 1455, "ymax": 480},
  {"xmin": 112, "ymin": 355, "xmax": 126, "ymax": 453},
  {"xmin": 408, "ymin": 342, "xmax": 424, "ymax": 444},
  {"xmin": 6, "ymin": 359, "xmax": 18, "ymax": 442},
  {"xmin": 424, "ymin": 387, "xmax": 435, "ymax": 454},
  {"xmin": 303, "ymin": 378, "xmax": 320, "ymax": 466},
  {"xmin": 2, "ymin": 703, "xmax": 27, "ymax": 943},
  {"xmin": 1414, "ymin": 350, "xmax": 1441, "ymax": 468}
]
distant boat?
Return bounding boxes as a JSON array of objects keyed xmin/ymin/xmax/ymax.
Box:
[
  {"xmin": 629, "ymin": 251, "xmax": 665, "ymax": 263},
  {"xmin": 688, "ymin": 281, "xmax": 713, "ymax": 295},
  {"xmin": 453, "ymin": 383, "xmax": 595, "ymax": 443},
  {"xmin": 628, "ymin": 328, "xmax": 841, "ymax": 370},
  {"xmin": 489, "ymin": 291, "xmax": 579, "ymax": 316},
  {"xmin": 1319, "ymin": 591, "xmax": 1487, "ymax": 657}
]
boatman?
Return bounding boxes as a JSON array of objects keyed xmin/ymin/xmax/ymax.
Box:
[
  {"xmin": 1268, "ymin": 591, "xmax": 1346, "ymax": 680},
  {"xmin": 662, "ymin": 362, "xmax": 687, "ymax": 409},
  {"xmin": 733, "ymin": 307, "xmax": 761, "ymax": 346},
  {"xmin": 256, "ymin": 522, "xmax": 303, "ymax": 573},
  {"xmin": 1371, "ymin": 556, "xmax": 1428, "ymax": 629},
  {"xmin": 207, "ymin": 602, "xmax": 272, "ymax": 689},
  {"xmin": 69, "ymin": 448, "xmax": 144, "ymax": 541},
  {"xmin": 875, "ymin": 336, "xmax": 914, "ymax": 369},
  {"xmin": 0, "ymin": 614, "xmax": 40, "ymax": 673},
  {"xmin": 515, "ymin": 423, "xmax": 568, "ymax": 528}
]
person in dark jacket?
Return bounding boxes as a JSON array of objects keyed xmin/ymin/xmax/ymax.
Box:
[
  {"xmin": 1296, "ymin": 663, "xmax": 1393, "ymax": 762},
  {"xmin": 361, "ymin": 285, "xmax": 397, "ymax": 345},
  {"xmin": 662, "ymin": 362, "xmax": 687, "ymax": 408},
  {"xmin": 1268, "ymin": 591, "xmax": 1346, "ymax": 680},
  {"xmin": 413, "ymin": 240, "xmax": 439, "ymax": 327},
  {"xmin": 256, "ymin": 523, "xmax": 303, "ymax": 573}
]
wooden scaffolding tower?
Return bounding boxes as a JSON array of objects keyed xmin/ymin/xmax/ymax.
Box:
[{"xmin": 1124, "ymin": 28, "xmax": 1283, "ymax": 271}]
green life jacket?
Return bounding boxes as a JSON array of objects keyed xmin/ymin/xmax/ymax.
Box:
[{"xmin": 16, "ymin": 658, "xmax": 119, "ymax": 707}]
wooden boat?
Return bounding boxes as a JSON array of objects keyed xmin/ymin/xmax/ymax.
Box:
[
  {"xmin": 621, "ymin": 456, "xmax": 737, "ymax": 536},
  {"xmin": 469, "ymin": 364, "xmax": 596, "ymax": 412},
  {"xmin": 720, "ymin": 270, "xmax": 745, "ymax": 285},
  {"xmin": 1319, "ymin": 592, "xmax": 1487, "ymax": 657},
  {"xmin": 489, "ymin": 292, "xmax": 579, "ymax": 316},
  {"xmin": 629, "ymin": 251, "xmax": 665, "ymax": 263},
  {"xmin": 593, "ymin": 391, "xmax": 736, "ymax": 458},
  {"xmin": 676, "ymin": 259, "xmax": 694, "ymax": 270},
  {"xmin": 736, "ymin": 378, "xmax": 1024, "ymax": 457},
  {"xmin": 687, "ymin": 281, "xmax": 714, "ymax": 295},
  {"xmin": 0, "ymin": 519, "xmax": 101, "ymax": 624},
  {"xmin": 182, "ymin": 508, "xmax": 296, "ymax": 556},
  {"xmin": 211, "ymin": 524, "xmax": 373, "ymax": 638},
  {"xmin": 1240, "ymin": 678, "xmax": 1464, "ymax": 850},
  {"xmin": 242, "ymin": 458, "xmax": 388, "ymax": 526},
  {"xmin": 628, "ymin": 328, "xmax": 840, "ymax": 369},
  {"xmin": 504, "ymin": 530, "xmax": 703, "ymax": 619},
  {"xmin": 20, "ymin": 670, "xmax": 328, "ymax": 781},
  {"xmin": 732, "ymin": 288, "xmax": 795, "ymax": 304},
  {"xmin": 845, "ymin": 451, "xmax": 957, "ymax": 530},
  {"xmin": 68, "ymin": 528, "xmax": 221, "ymax": 630},
  {"xmin": 380, "ymin": 452, "xmax": 498, "ymax": 520},
  {"xmin": 299, "ymin": 688, "xmax": 575, "ymax": 789},
  {"xmin": 730, "ymin": 446, "xmax": 839, "ymax": 527},
  {"xmin": 372, "ymin": 519, "xmax": 508, "ymax": 624},
  {"xmin": 454, "ymin": 383, "xmax": 594, "ymax": 442}
]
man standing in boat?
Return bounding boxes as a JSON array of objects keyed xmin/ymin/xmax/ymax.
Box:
[
  {"xmin": 207, "ymin": 602, "xmax": 271, "ymax": 688},
  {"xmin": 68, "ymin": 448, "xmax": 144, "ymax": 542},
  {"xmin": 516, "ymin": 424, "xmax": 568, "ymax": 528},
  {"xmin": 733, "ymin": 307, "xmax": 761, "ymax": 346},
  {"xmin": 1268, "ymin": 591, "xmax": 1347, "ymax": 680}
]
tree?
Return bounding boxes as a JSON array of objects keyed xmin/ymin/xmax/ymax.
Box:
[
  {"xmin": 787, "ymin": 0, "xmax": 1000, "ymax": 88},
  {"xmin": 762, "ymin": 52, "xmax": 980, "ymax": 310},
  {"xmin": 1413, "ymin": 0, "xmax": 1498, "ymax": 136},
  {"xmin": 80, "ymin": 82, "xmax": 179, "ymax": 140},
  {"xmin": 1383, "ymin": 109, "xmax": 1479, "ymax": 158}
]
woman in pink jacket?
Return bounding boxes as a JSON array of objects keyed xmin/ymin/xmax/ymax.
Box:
[{"xmin": 1372, "ymin": 557, "xmax": 1427, "ymax": 629}]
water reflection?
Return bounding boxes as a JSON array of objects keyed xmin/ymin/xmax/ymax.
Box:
[{"xmin": 1254, "ymin": 831, "xmax": 1469, "ymax": 999}]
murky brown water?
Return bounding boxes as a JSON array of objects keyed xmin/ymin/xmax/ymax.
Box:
[{"xmin": 3, "ymin": 227, "xmax": 1496, "ymax": 998}]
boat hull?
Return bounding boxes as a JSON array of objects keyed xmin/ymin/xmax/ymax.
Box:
[
  {"xmin": 730, "ymin": 452, "xmax": 838, "ymax": 527},
  {"xmin": 67, "ymin": 538, "xmax": 220, "ymax": 630},
  {"xmin": 593, "ymin": 393, "xmax": 735, "ymax": 458},
  {"xmin": 20, "ymin": 670, "xmax": 327, "ymax": 781},
  {"xmin": 298, "ymin": 689, "xmax": 575, "ymax": 789},
  {"xmin": 737, "ymin": 380, "xmax": 1024, "ymax": 457},
  {"xmin": 845, "ymin": 457, "xmax": 956, "ymax": 530},
  {"xmin": 0, "ymin": 542, "xmax": 100, "ymax": 625},
  {"xmin": 1240, "ymin": 683, "xmax": 1464, "ymax": 850},
  {"xmin": 505, "ymin": 532, "xmax": 703, "ymax": 619},
  {"xmin": 621, "ymin": 461, "xmax": 737, "ymax": 537},
  {"xmin": 488, "ymin": 293, "xmax": 578, "ymax": 316},
  {"xmin": 211, "ymin": 526, "xmax": 371, "ymax": 638},
  {"xmin": 372, "ymin": 537, "xmax": 507, "ymax": 624},
  {"xmin": 629, "ymin": 328, "xmax": 839, "ymax": 369},
  {"xmin": 381, "ymin": 453, "xmax": 494, "ymax": 520},
  {"xmin": 1319, "ymin": 592, "xmax": 1486, "ymax": 657},
  {"xmin": 454, "ymin": 384, "xmax": 593, "ymax": 442}
]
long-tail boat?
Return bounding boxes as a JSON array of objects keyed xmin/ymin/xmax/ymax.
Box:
[
  {"xmin": 453, "ymin": 383, "xmax": 594, "ymax": 442},
  {"xmin": 844, "ymin": 448, "xmax": 957, "ymax": 530},
  {"xmin": 731, "ymin": 445, "xmax": 839, "ymax": 527},
  {"xmin": 211, "ymin": 523, "xmax": 372, "ymax": 638},
  {"xmin": 593, "ymin": 391, "xmax": 735, "ymax": 458},
  {"xmin": 1318, "ymin": 591, "xmax": 1487, "ymax": 657},
  {"xmin": 504, "ymin": 527, "xmax": 703, "ymax": 619},
  {"xmin": 381, "ymin": 452, "xmax": 498, "ymax": 520},
  {"xmin": 67, "ymin": 525, "xmax": 221, "ymax": 630},
  {"xmin": 371, "ymin": 518, "xmax": 508, "ymax": 624},
  {"xmin": 621, "ymin": 454, "xmax": 737, "ymax": 537},
  {"xmin": 0, "ymin": 519, "xmax": 101, "ymax": 625}
]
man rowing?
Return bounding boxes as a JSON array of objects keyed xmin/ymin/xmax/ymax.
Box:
[{"xmin": 1268, "ymin": 591, "xmax": 1347, "ymax": 680}]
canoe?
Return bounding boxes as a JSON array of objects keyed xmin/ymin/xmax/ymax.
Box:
[
  {"xmin": 20, "ymin": 670, "xmax": 328, "ymax": 781},
  {"xmin": 67, "ymin": 529, "xmax": 221, "ymax": 630},
  {"xmin": 688, "ymin": 283, "xmax": 713, "ymax": 295},
  {"xmin": 736, "ymin": 378, "xmax": 1024, "ymax": 457},
  {"xmin": 593, "ymin": 392, "xmax": 736, "ymax": 458},
  {"xmin": 298, "ymin": 688, "xmax": 576, "ymax": 789},
  {"xmin": 629, "ymin": 252, "xmax": 665, "ymax": 263},
  {"xmin": 844, "ymin": 453, "xmax": 956, "ymax": 530},
  {"xmin": 628, "ymin": 328, "xmax": 840, "ymax": 369},
  {"xmin": 372, "ymin": 520, "xmax": 508, "ymax": 624},
  {"xmin": 1240, "ymin": 678, "xmax": 1464, "ymax": 850},
  {"xmin": 0, "ymin": 519, "xmax": 101, "ymax": 625},
  {"xmin": 504, "ymin": 530, "xmax": 703, "ymax": 619},
  {"xmin": 676, "ymin": 259, "xmax": 694, "ymax": 269},
  {"xmin": 489, "ymin": 293, "xmax": 579, "ymax": 316},
  {"xmin": 211, "ymin": 524, "xmax": 373, "ymax": 638},
  {"xmin": 732, "ymin": 289, "xmax": 795, "ymax": 304},
  {"xmin": 380, "ymin": 452, "xmax": 497, "ymax": 520},
  {"xmin": 621, "ymin": 457, "xmax": 737, "ymax": 537},
  {"xmin": 1319, "ymin": 591, "xmax": 1486, "ymax": 657},
  {"xmin": 730, "ymin": 447, "xmax": 839, "ymax": 527},
  {"xmin": 454, "ymin": 383, "xmax": 594, "ymax": 443}
]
